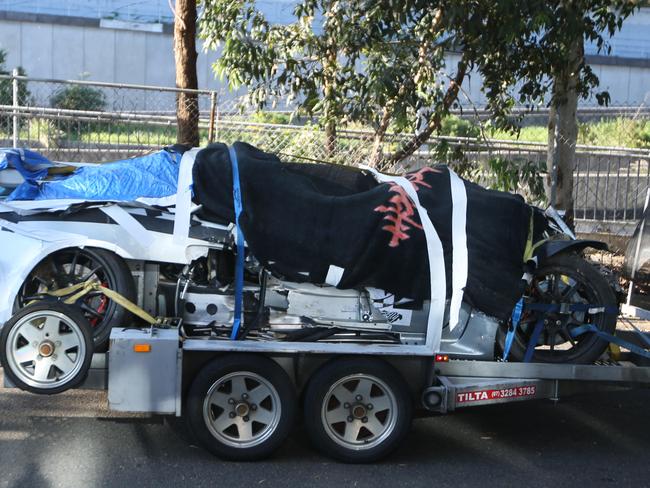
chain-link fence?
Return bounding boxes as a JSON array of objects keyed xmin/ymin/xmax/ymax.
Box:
[
  {"xmin": 2, "ymin": 74, "xmax": 649, "ymax": 258},
  {"xmin": 0, "ymin": 74, "xmax": 216, "ymax": 161}
]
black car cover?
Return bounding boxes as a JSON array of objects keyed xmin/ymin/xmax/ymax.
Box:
[{"xmin": 192, "ymin": 142, "xmax": 536, "ymax": 320}]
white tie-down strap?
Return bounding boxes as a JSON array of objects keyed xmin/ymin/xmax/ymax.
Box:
[
  {"xmin": 100, "ymin": 204, "xmax": 154, "ymax": 248},
  {"xmin": 363, "ymin": 166, "xmax": 447, "ymax": 352},
  {"xmin": 0, "ymin": 199, "xmax": 92, "ymax": 214},
  {"xmin": 173, "ymin": 148, "xmax": 201, "ymax": 244},
  {"xmin": 325, "ymin": 264, "xmax": 345, "ymax": 286},
  {"xmin": 448, "ymin": 168, "xmax": 468, "ymax": 330}
]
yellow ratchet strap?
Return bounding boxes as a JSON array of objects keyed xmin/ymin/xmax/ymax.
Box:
[
  {"xmin": 523, "ymin": 210, "xmax": 547, "ymax": 262},
  {"xmin": 44, "ymin": 279, "xmax": 159, "ymax": 326}
]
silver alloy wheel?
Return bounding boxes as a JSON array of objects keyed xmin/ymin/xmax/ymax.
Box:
[
  {"xmin": 321, "ymin": 373, "xmax": 398, "ymax": 450},
  {"xmin": 4, "ymin": 310, "xmax": 87, "ymax": 390},
  {"xmin": 202, "ymin": 371, "xmax": 282, "ymax": 448}
]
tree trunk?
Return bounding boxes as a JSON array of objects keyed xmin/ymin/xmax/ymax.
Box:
[
  {"xmin": 174, "ymin": 0, "xmax": 199, "ymax": 147},
  {"xmin": 368, "ymin": 105, "xmax": 392, "ymax": 167},
  {"xmin": 546, "ymin": 37, "xmax": 582, "ymax": 228},
  {"xmin": 322, "ymin": 43, "xmax": 338, "ymax": 158},
  {"xmin": 325, "ymin": 120, "xmax": 337, "ymax": 158}
]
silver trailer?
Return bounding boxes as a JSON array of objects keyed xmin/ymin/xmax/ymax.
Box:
[
  {"xmin": 3, "ymin": 289, "xmax": 650, "ymax": 463},
  {"xmin": 62, "ymin": 322, "xmax": 647, "ymax": 463}
]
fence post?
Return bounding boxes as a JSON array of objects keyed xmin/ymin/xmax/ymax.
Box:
[
  {"xmin": 208, "ymin": 91, "xmax": 217, "ymax": 143},
  {"xmin": 12, "ymin": 68, "xmax": 19, "ymax": 148}
]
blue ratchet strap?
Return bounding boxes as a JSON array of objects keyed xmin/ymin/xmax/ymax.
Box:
[
  {"xmin": 523, "ymin": 317, "xmax": 546, "ymax": 363},
  {"xmin": 503, "ymin": 297, "xmax": 524, "ymax": 361},
  {"xmin": 524, "ymin": 302, "xmax": 618, "ymax": 315},
  {"xmin": 570, "ymin": 323, "xmax": 650, "ymax": 359},
  {"xmin": 520, "ymin": 301, "xmax": 650, "ymax": 361},
  {"xmin": 228, "ymin": 145, "xmax": 245, "ymax": 341},
  {"xmin": 521, "ymin": 302, "xmax": 618, "ymax": 362}
]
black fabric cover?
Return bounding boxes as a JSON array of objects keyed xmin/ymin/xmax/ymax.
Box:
[{"xmin": 192, "ymin": 142, "xmax": 533, "ymax": 320}]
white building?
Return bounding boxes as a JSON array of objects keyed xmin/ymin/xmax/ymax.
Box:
[
  {"xmin": 0, "ymin": 1, "xmax": 648, "ymax": 106},
  {"xmin": 0, "ymin": 0, "xmax": 298, "ymax": 92}
]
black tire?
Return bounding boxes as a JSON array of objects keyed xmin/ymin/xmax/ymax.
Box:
[
  {"xmin": 303, "ymin": 357, "xmax": 412, "ymax": 463},
  {"xmin": 497, "ymin": 253, "xmax": 618, "ymax": 364},
  {"xmin": 185, "ymin": 354, "xmax": 296, "ymax": 461},
  {"xmin": 15, "ymin": 247, "xmax": 136, "ymax": 351},
  {"xmin": 0, "ymin": 302, "xmax": 94, "ymax": 395}
]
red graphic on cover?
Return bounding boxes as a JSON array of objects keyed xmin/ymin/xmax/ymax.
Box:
[
  {"xmin": 406, "ymin": 167, "xmax": 438, "ymax": 189},
  {"xmin": 374, "ymin": 186, "xmax": 423, "ymax": 247},
  {"xmin": 374, "ymin": 167, "xmax": 442, "ymax": 248}
]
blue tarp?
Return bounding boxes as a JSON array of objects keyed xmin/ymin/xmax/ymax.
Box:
[
  {"xmin": 0, "ymin": 148, "xmax": 54, "ymax": 181},
  {"xmin": 1, "ymin": 148, "xmax": 183, "ymax": 202}
]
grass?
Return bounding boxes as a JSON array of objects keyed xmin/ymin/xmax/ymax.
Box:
[
  {"xmin": 488, "ymin": 125, "xmax": 549, "ymax": 144},
  {"xmin": 489, "ymin": 117, "xmax": 650, "ymax": 148},
  {"xmin": 247, "ymin": 112, "xmax": 650, "ymax": 149},
  {"xmin": 9, "ymin": 119, "xmax": 210, "ymax": 148}
]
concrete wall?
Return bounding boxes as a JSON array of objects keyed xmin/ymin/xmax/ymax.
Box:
[
  {"xmin": 592, "ymin": 63, "xmax": 650, "ymax": 105},
  {"xmin": 0, "ymin": 18, "xmax": 221, "ymax": 90},
  {"xmin": 447, "ymin": 53, "xmax": 650, "ymax": 108}
]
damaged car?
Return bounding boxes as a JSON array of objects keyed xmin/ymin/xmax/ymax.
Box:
[{"xmin": 0, "ymin": 142, "xmax": 618, "ymax": 393}]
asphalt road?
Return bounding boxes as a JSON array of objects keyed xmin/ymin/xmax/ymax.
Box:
[{"xmin": 1, "ymin": 369, "xmax": 649, "ymax": 488}]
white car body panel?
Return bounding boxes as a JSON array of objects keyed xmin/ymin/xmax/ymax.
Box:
[{"xmin": 0, "ymin": 149, "xmax": 227, "ymax": 325}]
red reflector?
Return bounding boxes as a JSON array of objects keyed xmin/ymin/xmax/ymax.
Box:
[{"xmin": 435, "ymin": 354, "xmax": 449, "ymax": 362}]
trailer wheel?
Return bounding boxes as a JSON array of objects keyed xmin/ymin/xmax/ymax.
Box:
[
  {"xmin": 0, "ymin": 302, "xmax": 93, "ymax": 395},
  {"xmin": 303, "ymin": 357, "xmax": 412, "ymax": 463},
  {"xmin": 185, "ymin": 354, "xmax": 296, "ymax": 461}
]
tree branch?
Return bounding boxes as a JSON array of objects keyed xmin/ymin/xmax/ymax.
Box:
[
  {"xmin": 371, "ymin": 8, "xmax": 444, "ymax": 169},
  {"xmin": 414, "ymin": 8, "xmax": 443, "ymax": 85},
  {"xmin": 381, "ymin": 57, "xmax": 467, "ymax": 168},
  {"xmin": 368, "ymin": 105, "xmax": 393, "ymax": 167}
]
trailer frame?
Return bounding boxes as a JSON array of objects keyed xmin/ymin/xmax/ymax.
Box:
[
  {"xmin": 95, "ymin": 324, "xmax": 650, "ymax": 417},
  {"xmin": 4, "ymin": 320, "xmax": 650, "ymax": 462}
]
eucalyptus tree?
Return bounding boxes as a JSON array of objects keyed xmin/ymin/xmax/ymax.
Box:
[{"xmin": 201, "ymin": 0, "xmax": 637, "ymax": 214}]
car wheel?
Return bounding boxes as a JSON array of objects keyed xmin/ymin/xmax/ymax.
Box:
[
  {"xmin": 303, "ymin": 357, "xmax": 412, "ymax": 463},
  {"xmin": 497, "ymin": 252, "xmax": 618, "ymax": 364},
  {"xmin": 16, "ymin": 247, "xmax": 135, "ymax": 351},
  {"xmin": 0, "ymin": 302, "xmax": 94, "ymax": 394}
]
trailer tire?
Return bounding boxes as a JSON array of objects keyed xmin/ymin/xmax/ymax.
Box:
[
  {"xmin": 0, "ymin": 302, "xmax": 94, "ymax": 394},
  {"xmin": 185, "ymin": 354, "xmax": 296, "ymax": 461},
  {"xmin": 303, "ymin": 357, "xmax": 412, "ymax": 463}
]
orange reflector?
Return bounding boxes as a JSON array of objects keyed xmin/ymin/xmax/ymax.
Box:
[
  {"xmin": 133, "ymin": 344, "xmax": 151, "ymax": 353},
  {"xmin": 435, "ymin": 354, "xmax": 449, "ymax": 362}
]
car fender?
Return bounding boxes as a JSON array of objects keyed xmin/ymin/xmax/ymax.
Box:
[
  {"xmin": 0, "ymin": 224, "xmax": 93, "ymax": 325},
  {"xmin": 0, "ymin": 216, "xmax": 212, "ymax": 325},
  {"xmin": 0, "ymin": 220, "xmax": 136, "ymax": 325},
  {"xmin": 534, "ymin": 239, "xmax": 608, "ymax": 263}
]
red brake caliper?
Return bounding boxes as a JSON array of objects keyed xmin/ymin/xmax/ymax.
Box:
[{"xmin": 87, "ymin": 281, "xmax": 110, "ymax": 328}]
